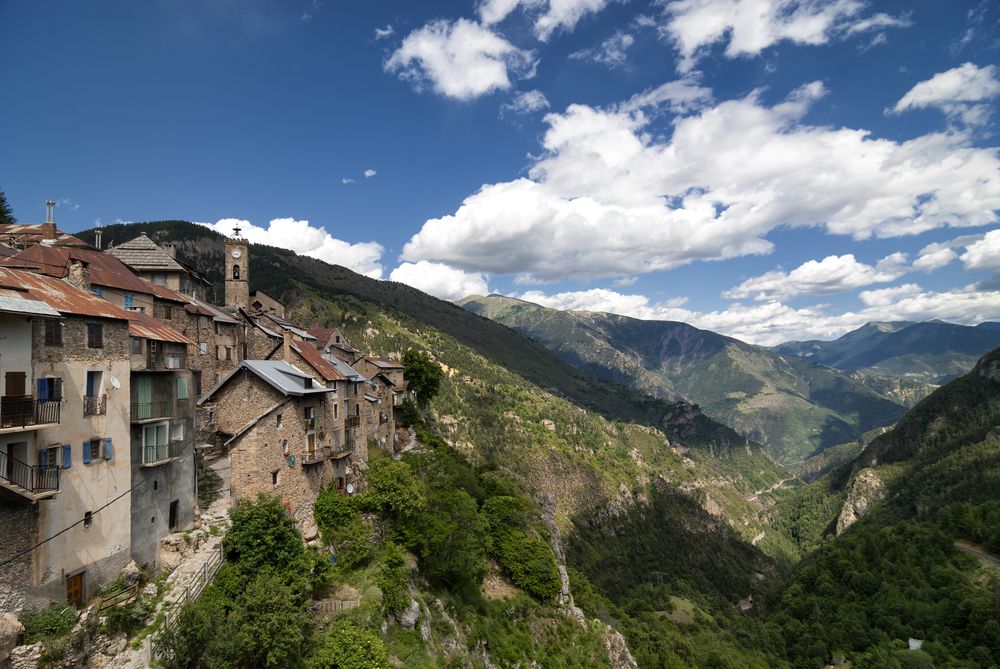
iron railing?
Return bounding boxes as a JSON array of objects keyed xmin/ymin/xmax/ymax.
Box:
[
  {"xmin": 150, "ymin": 543, "xmax": 224, "ymax": 662},
  {"xmin": 142, "ymin": 440, "xmax": 183, "ymax": 465},
  {"xmin": 0, "ymin": 396, "xmax": 61, "ymax": 428},
  {"xmin": 344, "ymin": 415, "xmax": 360, "ymax": 429},
  {"xmin": 131, "ymin": 400, "xmax": 173, "ymax": 421},
  {"xmin": 83, "ymin": 394, "xmax": 107, "ymax": 416},
  {"xmin": 147, "ymin": 353, "xmax": 186, "ymax": 370},
  {"xmin": 0, "ymin": 450, "xmax": 59, "ymax": 493}
]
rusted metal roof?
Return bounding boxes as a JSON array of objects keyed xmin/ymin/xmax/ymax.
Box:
[
  {"xmin": 0, "ymin": 266, "xmax": 130, "ymax": 320},
  {"xmin": 186, "ymin": 298, "xmax": 239, "ymax": 323},
  {"xmin": 0, "ymin": 224, "xmax": 87, "ymax": 247},
  {"xmin": 127, "ymin": 310, "xmax": 195, "ymax": 344},
  {"xmin": 1, "ymin": 245, "xmax": 156, "ymax": 295},
  {"xmin": 139, "ymin": 277, "xmax": 189, "ymax": 304},
  {"xmin": 292, "ymin": 341, "xmax": 347, "ymax": 382},
  {"xmin": 368, "ymin": 356, "xmax": 404, "ymax": 369}
]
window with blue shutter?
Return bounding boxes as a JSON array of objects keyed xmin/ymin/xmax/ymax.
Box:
[
  {"xmin": 124, "ymin": 293, "xmax": 134, "ymax": 308},
  {"xmin": 82, "ymin": 441, "xmax": 91, "ymax": 465},
  {"xmin": 62, "ymin": 445, "xmax": 72, "ymax": 469},
  {"xmin": 37, "ymin": 378, "xmax": 48, "ymax": 401},
  {"xmin": 103, "ymin": 438, "xmax": 113, "ymax": 460}
]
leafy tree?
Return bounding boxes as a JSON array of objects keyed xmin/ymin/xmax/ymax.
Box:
[
  {"xmin": 0, "ymin": 190, "xmax": 15, "ymax": 226},
  {"xmin": 360, "ymin": 458, "xmax": 425, "ymax": 521},
  {"xmin": 418, "ymin": 489, "xmax": 487, "ymax": 592},
  {"xmin": 375, "ymin": 542, "xmax": 410, "ymax": 618},
  {"xmin": 224, "ymin": 495, "xmax": 305, "ymax": 573},
  {"xmin": 308, "ymin": 619, "xmax": 390, "ymax": 669},
  {"xmin": 402, "ymin": 348, "xmax": 444, "ymax": 409},
  {"xmin": 482, "ymin": 496, "xmax": 560, "ymax": 600}
]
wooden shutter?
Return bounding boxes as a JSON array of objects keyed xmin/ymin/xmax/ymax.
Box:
[
  {"xmin": 62, "ymin": 444, "xmax": 72, "ymax": 469},
  {"xmin": 103, "ymin": 438, "xmax": 113, "ymax": 460},
  {"xmin": 37, "ymin": 378, "xmax": 48, "ymax": 401},
  {"xmin": 82, "ymin": 441, "xmax": 91, "ymax": 465}
]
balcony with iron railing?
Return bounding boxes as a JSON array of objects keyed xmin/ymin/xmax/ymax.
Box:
[
  {"xmin": 146, "ymin": 352, "xmax": 187, "ymax": 371},
  {"xmin": 0, "ymin": 395, "xmax": 61, "ymax": 430},
  {"xmin": 301, "ymin": 444, "xmax": 353, "ymax": 466},
  {"xmin": 131, "ymin": 400, "xmax": 174, "ymax": 422},
  {"xmin": 141, "ymin": 440, "xmax": 184, "ymax": 467},
  {"xmin": 83, "ymin": 394, "xmax": 107, "ymax": 417},
  {"xmin": 0, "ymin": 450, "xmax": 59, "ymax": 499},
  {"xmin": 344, "ymin": 415, "xmax": 360, "ymax": 429}
]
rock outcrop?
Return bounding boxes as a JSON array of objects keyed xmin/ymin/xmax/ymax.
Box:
[{"xmin": 836, "ymin": 468, "xmax": 885, "ymax": 535}]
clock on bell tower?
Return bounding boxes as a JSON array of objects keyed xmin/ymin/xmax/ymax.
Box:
[{"xmin": 224, "ymin": 224, "xmax": 250, "ymax": 309}]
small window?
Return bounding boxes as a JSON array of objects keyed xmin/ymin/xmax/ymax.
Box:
[
  {"xmin": 86, "ymin": 438, "xmax": 103, "ymax": 462},
  {"xmin": 224, "ymin": 347, "xmax": 232, "ymax": 361},
  {"xmin": 130, "ymin": 337, "xmax": 142, "ymax": 354},
  {"xmin": 149, "ymin": 340, "xmax": 158, "ymax": 353},
  {"xmin": 87, "ymin": 323, "xmax": 103, "ymax": 348},
  {"xmin": 83, "ymin": 511, "xmax": 93, "ymax": 527},
  {"xmin": 177, "ymin": 377, "xmax": 189, "ymax": 400},
  {"xmin": 169, "ymin": 500, "xmax": 179, "ymax": 530},
  {"xmin": 335, "ymin": 335, "xmax": 340, "ymax": 343},
  {"xmin": 123, "ymin": 293, "xmax": 134, "ymax": 308},
  {"xmin": 271, "ymin": 470, "xmax": 279, "ymax": 486},
  {"xmin": 333, "ymin": 403, "xmax": 338, "ymax": 419},
  {"xmin": 162, "ymin": 305, "xmax": 172, "ymax": 319},
  {"xmin": 44, "ymin": 447, "xmax": 59, "ymax": 469},
  {"xmin": 199, "ymin": 343, "xmax": 207, "ymax": 354},
  {"xmin": 37, "ymin": 377, "xmax": 63, "ymax": 402},
  {"xmin": 276, "ymin": 413, "xmax": 282, "ymax": 427},
  {"xmin": 92, "ymin": 286, "xmax": 104, "ymax": 297},
  {"xmin": 304, "ymin": 377, "xmax": 313, "ymax": 389},
  {"xmin": 44, "ymin": 320, "xmax": 63, "ymax": 346}
]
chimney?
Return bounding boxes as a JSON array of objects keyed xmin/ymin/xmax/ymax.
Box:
[
  {"xmin": 41, "ymin": 200, "xmax": 57, "ymax": 240},
  {"xmin": 163, "ymin": 243, "xmax": 177, "ymax": 259},
  {"xmin": 282, "ymin": 330, "xmax": 292, "ymax": 362},
  {"xmin": 66, "ymin": 258, "xmax": 90, "ymax": 292},
  {"xmin": 94, "ymin": 228, "xmax": 103, "ymax": 250}
]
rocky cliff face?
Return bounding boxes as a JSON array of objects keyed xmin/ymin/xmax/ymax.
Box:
[{"xmin": 836, "ymin": 468, "xmax": 885, "ymax": 535}]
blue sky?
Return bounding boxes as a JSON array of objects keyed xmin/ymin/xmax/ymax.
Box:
[{"xmin": 2, "ymin": 0, "xmax": 999, "ymax": 344}]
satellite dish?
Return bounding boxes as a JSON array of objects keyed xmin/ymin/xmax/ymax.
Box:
[
  {"xmin": 346, "ymin": 483, "xmax": 355, "ymax": 495},
  {"xmin": 345, "ymin": 466, "xmax": 352, "ymax": 475},
  {"xmin": 110, "ymin": 377, "xmax": 121, "ymax": 390}
]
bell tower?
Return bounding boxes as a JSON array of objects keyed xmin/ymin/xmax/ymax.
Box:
[{"xmin": 224, "ymin": 223, "xmax": 250, "ymax": 308}]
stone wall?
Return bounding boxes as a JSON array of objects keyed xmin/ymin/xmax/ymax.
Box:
[
  {"xmin": 205, "ymin": 373, "xmax": 352, "ymax": 525},
  {"xmin": 0, "ymin": 501, "xmax": 37, "ymax": 613},
  {"xmin": 33, "ymin": 317, "xmax": 129, "ymax": 363}
]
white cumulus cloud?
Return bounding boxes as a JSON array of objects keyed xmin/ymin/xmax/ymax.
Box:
[
  {"xmin": 892, "ymin": 63, "xmax": 1000, "ymax": 127},
  {"xmin": 723, "ymin": 253, "xmax": 909, "ymax": 301},
  {"xmin": 401, "ymin": 82, "xmax": 1000, "ymax": 283},
  {"xmin": 659, "ymin": 0, "xmax": 910, "ymax": 72},
  {"xmin": 374, "ymin": 24, "xmax": 394, "ymax": 40},
  {"xmin": 389, "ymin": 261, "xmax": 490, "ymax": 300},
  {"xmin": 570, "ymin": 31, "xmax": 634, "ymax": 68},
  {"xmin": 502, "ymin": 89, "xmax": 551, "ymax": 115},
  {"xmin": 200, "ymin": 218, "xmax": 385, "ymax": 279},
  {"xmin": 961, "ymin": 229, "xmax": 1000, "ymax": 272},
  {"xmin": 385, "ymin": 19, "xmax": 536, "ymax": 100},
  {"xmin": 364, "ymin": 169, "xmax": 377, "ymax": 178},
  {"xmin": 478, "ymin": 0, "xmax": 614, "ymax": 41}
]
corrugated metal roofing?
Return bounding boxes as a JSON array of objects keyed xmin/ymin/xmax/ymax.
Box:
[
  {"xmin": 198, "ymin": 360, "xmax": 336, "ymax": 404},
  {"xmin": 0, "ymin": 224, "xmax": 87, "ymax": 247},
  {"xmin": 187, "ymin": 297, "xmax": 238, "ymax": 323},
  {"xmin": 368, "ymin": 356, "xmax": 404, "ymax": 369},
  {"xmin": 0, "ymin": 266, "xmax": 130, "ymax": 320},
  {"xmin": 323, "ymin": 355, "xmax": 371, "ymax": 383},
  {"xmin": 262, "ymin": 312, "xmax": 316, "ymax": 340},
  {"xmin": 105, "ymin": 233, "xmax": 185, "ymax": 272},
  {"xmin": 0, "ymin": 287, "xmax": 61, "ymax": 317},
  {"xmin": 292, "ymin": 341, "xmax": 347, "ymax": 382},
  {"xmin": 2, "ymin": 244, "xmax": 156, "ymax": 295},
  {"xmin": 127, "ymin": 310, "xmax": 195, "ymax": 344}
]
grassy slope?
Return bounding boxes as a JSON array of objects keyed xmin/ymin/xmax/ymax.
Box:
[{"xmin": 459, "ymin": 294, "xmax": 905, "ymax": 468}]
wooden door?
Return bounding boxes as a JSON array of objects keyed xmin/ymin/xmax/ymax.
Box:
[
  {"xmin": 66, "ymin": 572, "xmax": 84, "ymax": 606},
  {"xmin": 4, "ymin": 371, "xmax": 25, "ymax": 396}
]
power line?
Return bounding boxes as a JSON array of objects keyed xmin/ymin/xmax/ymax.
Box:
[{"xmin": 0, "ymin": 479, "xmax": 144, "ymax": 569}]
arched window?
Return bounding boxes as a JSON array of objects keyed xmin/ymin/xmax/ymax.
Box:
[{"xmin": 232, "ymin": 264, "xmax": 240, "ymax": 280}]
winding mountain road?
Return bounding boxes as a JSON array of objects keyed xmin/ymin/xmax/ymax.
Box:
[{"xmin": 955, "ymin": 542, "xmax": 1000, "ymax": 569}]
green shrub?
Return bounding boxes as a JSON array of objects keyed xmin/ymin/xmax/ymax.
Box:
[
  {"xmin": 398, "ymin": 398, "xmax": 422, "ymax": 427},
  {"xmin": 482, "ymin": 496, "xmax": 560, "ymax": 601},
  {"xmin": 360, "ymin": 459, "xmax": 425, "ymax": 520},
  {"xmin": 376, "ymin": 543, "xmax": 410, "ymax": 618},
  {"xmin": 308, "ymin": 619, "xmax": 390, "ymax": 669},
  {"xmin": 21, "ymin": 604, "xmax": 77, "ymax": 644}
]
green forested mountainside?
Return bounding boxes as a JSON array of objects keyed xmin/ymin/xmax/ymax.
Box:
[
  {"xmin": 458, "ymin": 294, "xmax": 905, "ymax": 468},
  {"xmin": 83, "ymin": 221, "xmax": 742, "ymax": 450},
  {"xmin": 774, "ymin": 320, "xmax": 1000, "ymax": 384}
]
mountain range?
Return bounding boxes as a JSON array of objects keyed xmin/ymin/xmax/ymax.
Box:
[
  {"xmin": 78, "ymin": 221, "xmax": 999, "ymax": 668},
  {"xmin": 459, "ymin": 295, "xmax": 910, "ymax": 468}
]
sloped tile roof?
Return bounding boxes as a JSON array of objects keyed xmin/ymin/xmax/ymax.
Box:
[{"xmin": 105, "ymin": 233, "xmax": 185, "ymax": 271}]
